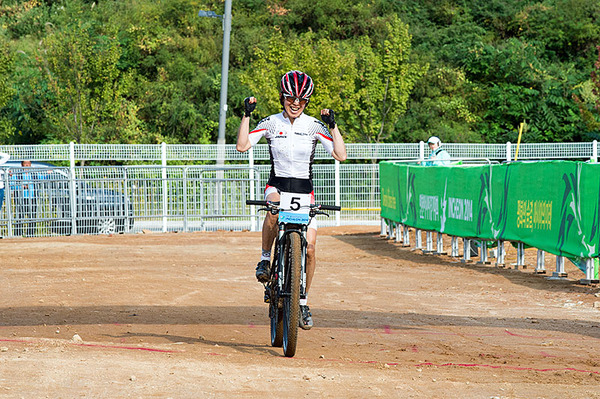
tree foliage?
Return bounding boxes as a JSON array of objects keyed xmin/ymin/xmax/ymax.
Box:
[
  {"xmin": 0, "ymin": 39, "xmax": 16, "ymax": 142},
  {"xmin": 345, "ymin": 16, "xmax": 428, "ymax": 143},
  {"xmin": 34, "ymin": 21, "xmax": 141, "ymax": 144},
  {"xmin": 0, "ymin": 0, "xmax": 598, "ymax": 145}
]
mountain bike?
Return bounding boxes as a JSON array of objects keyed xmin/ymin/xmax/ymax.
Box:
[{"xmin": 247, "ymin": 192, "xmax": 340, "ymax": 357}]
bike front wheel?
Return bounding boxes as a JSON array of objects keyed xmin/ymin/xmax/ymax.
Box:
[
  {"xmin": 282, "ymin": 231, "xmax": 302, "ymax": 357},
  {"xmin": 270, "ymin": 287, "xmax": 283, "ymax": 347}
]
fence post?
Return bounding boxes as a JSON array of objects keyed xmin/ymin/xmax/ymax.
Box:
[
  {"xmin": 424, "ymin": 231, "xmax": 434, "ymax": 254},
  {"xmin": 462, "ymin": 238, "xmax": 472, "ymax": 263},
  {"xmin": 4, "ymin": 168, "xmax": 13, "ymax": 237},
  {"xmin": 419, "ymin": 141, "xmax": 425, "ymax": 162},
  {"xmin": 183, "ymin": 166, "xmax": 188, "ymax": 233},
  {"xmin": 402, "ymin": 225, "xmax": 410, "ymax": 247},
  {"xmin": 478, "ymin": 241, "xmax": 490, "ymax": 264},
  {"xmin": 69, "ymin": 142, "xmax": 77, "ymax": 235},
  {"xmin": 535, "ymin": 250, "xmax": 546, "ymax": 274},
  {"xmin": 161, "ymin": 142, "xmax": 168, "ymax": 233},
  {"xmin": 123, "ymin": 166, "xmax": 131, "ymax": 233},
  {"xmin": 435, "ymin": 232, "xmax": 446, "ymax": 255},
  {"xmin": 515, "ymin": 242, "xmax": 525, "ymax": 268},
  {"xmin": 496, "ymin": 241, "xmax": 505, "ymax": 267},
  {"xmin": 69, "ymin": 141, "xmax": 75, "ymax": 169},
  {"xmin": 593, "ymin": 140, "xmax": 598, "ymax": 163},
  {"xmin": 450, "ymin": 236, "xmax": 459, "ymax": 257},
  {"xmin": 414, "ymin": 229, "xmax": 422, "ymax": 250},
  {"xmin": 550, "ymin": 256, "xmax": 567, "ymax": 279},
  {"xmin": 580, "ymin": 258, "xmax": 600, "ymax": 285},
  {"xmin": 69, "ymin": 163, "xmax": 77, "ymax": 235},
  {"xmin": 249, "ymin": 147, "xmax": 257, "ymax": 232},
  {"xmin": 506, "ymin": 141, "xmax": 512, "ymax": 162},
  {"xmin": 335, "ymin": 159, "xmax": 341, "ymax": 226}
]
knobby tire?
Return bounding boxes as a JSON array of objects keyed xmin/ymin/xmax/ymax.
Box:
[
  {"xmin": 270, "ymin": 258, "xmax": 283, "ymax": 347},
  {"xmin": 283, "ymin": 231, "xmax": 302, "ymax": 357},
  {"xmin": 270, "ymin": 300, "xmax": 283, "ymax": 347}
]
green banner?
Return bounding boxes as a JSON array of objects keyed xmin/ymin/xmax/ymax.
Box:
[{"xmin": 380, "ymin": 161, "xmax": 600, "ymax": 260}]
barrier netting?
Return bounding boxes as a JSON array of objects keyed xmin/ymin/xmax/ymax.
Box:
[{"xmin": 380, "ymin": 160, "xmax": 600, "ymax": 276}]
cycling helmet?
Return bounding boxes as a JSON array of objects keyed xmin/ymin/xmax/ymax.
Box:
[{"xmin": 280, "ymin": 70, "xmax": 314, "ymax": 101}]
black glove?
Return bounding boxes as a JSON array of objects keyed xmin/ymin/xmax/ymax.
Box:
[
  {"xmin": 244, "ymin": 97, "xmax": 256, "ymax": 117},
  {"xmin": 321, "ymin": 109, "xmax": 336, "ymax": 129}
]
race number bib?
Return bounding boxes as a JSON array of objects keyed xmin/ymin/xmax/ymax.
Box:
[{"xmin": 278, "ymin": 192, "xmax": 311, "ymax": 224}]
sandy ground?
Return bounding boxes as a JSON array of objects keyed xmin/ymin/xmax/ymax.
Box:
[{"xmin": 1, "ymin": 226, "xmax": 599, "ymax": 398}]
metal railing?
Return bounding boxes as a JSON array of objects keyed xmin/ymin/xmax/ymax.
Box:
[
  {"xmin": 0, "ymin": 141, "xmax": 597, "ymax": 238},
  {"xmin": 0, "ymin": 141, "xmax": 597, "ymax": 163},
  {"xmin": 0, "ymin": 163, "xmax": 381, "ymax": 237}
]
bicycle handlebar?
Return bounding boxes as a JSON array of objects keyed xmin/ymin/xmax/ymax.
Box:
[
  {"xmin": 246, "ymin": 199, "xmax": 341, "ymax": 212},
  {"xmin": 246, "ymin": 199, "xmax": 268, "ymax": 206},
  {"xmin": 319, "ymin": 204, "xmax": 341, "ymax": 211}
]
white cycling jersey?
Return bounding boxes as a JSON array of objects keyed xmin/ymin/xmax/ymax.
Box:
[{"xmin": 248, "ymin": 112, "xmax": 334, "ymax": 181}]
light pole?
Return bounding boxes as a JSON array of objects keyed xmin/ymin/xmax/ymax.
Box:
[
  {"xmin": 199, "ymin": 2, "xmax": 232, "ymax": 214},
  {"xmin": 198, "ymin": 0, "xmax": 231, "ymax": 152}
]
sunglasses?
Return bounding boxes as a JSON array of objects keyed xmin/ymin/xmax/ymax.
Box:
[{"xmin": 284, "ymin": 96, "xmax": 308, "ymax": 106}]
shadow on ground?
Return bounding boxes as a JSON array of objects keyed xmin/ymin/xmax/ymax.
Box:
[
  {"xmin": 1, "ymin": 305, "xmax": 599, "ymax": 340},
  {"xmin": 332, "ymin": 232, "xmax": 599, "ymax": 297}
]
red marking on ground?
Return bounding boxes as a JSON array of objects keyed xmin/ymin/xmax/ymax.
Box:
[
  {"xmin": 504, "ymin": 329, "xmax": 544, "ymax": 338},
  {"xmin": 330, "ymin": 326, "xmax": 585, "ymax": 342},
  {"xmin": 75, "ymin": 343, "xmax": 180, "ymax": 353},
  {"xmin": 1, "ymin": 338, "xmax": 29, "ymax": 344},
  {"xmin": 1, "ymin": 337, "xmax": 180, "ymax": 353},
  {"xmin": 416, "ymin": 362, "xmax": 600, "ymax": 375}
]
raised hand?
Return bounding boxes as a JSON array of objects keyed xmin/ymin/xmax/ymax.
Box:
[
  {"xmin": 244, "ymin": 97, "xmax": 257, "ymax": 117},
  {"xmin": 320, "ymin": 109, "xmax": 336, "ymax": 129}
]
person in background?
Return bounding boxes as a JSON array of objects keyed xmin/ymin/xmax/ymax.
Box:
[
  {"xmin": 423, "ymin": 136, "xmax": 451, "ymax": 166},
  {"xmin": 11, "ymin": 160, "xmax": 40, "ymax": 237},
  {"xmin": 0, "ymin": 152, "xmax": 10, "ymax": 214}
]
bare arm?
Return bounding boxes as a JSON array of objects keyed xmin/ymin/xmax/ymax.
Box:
[
  {"xmin": 236, "ymin": 115, "xmax": 252, "ymax": 153},
  {"xmin": 330, "ymin": 124, "xmax": 347, "ymax": 161}
]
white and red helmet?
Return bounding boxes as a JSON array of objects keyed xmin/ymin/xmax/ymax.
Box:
[{"xmin": 280, "ymin": 70, "xmax": 314, "ymax": 101}]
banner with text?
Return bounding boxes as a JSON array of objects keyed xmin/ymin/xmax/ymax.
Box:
[{"xmin": 380, "ymin": 161, "xmax": 600, "ymax": 260}]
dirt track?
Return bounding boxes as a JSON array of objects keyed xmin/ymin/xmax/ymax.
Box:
[{"xmin": 1, "ymin": 226, "xmax": 600, "ymax": 398}]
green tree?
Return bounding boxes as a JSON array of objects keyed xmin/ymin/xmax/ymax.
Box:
[
  {"xmin": 0, "ymin": 40, "xmax": 16, "ymax": 142},
  {"xmin": 238, "ymin": 30, "xmax": 356, "ymax": 123},
  {"xmin": 573, "ymin": 46, "xmax": 600, "ymax": 135},
  {"xmin": 34, "ymin": 22, "xmax": 142, "ymax": 144},
  {"xmin": 345, "ymin": 15, "xmax": 428, "ymax": 143},
  {"xmin": 397, "ymin": 65, "xmax": 484, "ymax": 143}
]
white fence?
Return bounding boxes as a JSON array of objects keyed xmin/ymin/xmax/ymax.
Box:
[
  {"xmin": 0, "ymin": 163, "xmax": 380, "ymax": 237},
  {"xmin": 0, "ymin": 141, "xmax": 596, "ymax": 238},
  {"xmin": 0, "ymin": 141, "xmax": 598, "ymax": 163}
]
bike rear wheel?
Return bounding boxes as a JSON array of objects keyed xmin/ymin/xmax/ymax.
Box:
[{"xmin": 282, "ymin": 231, "xmax": 302, "ymax": 357}]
